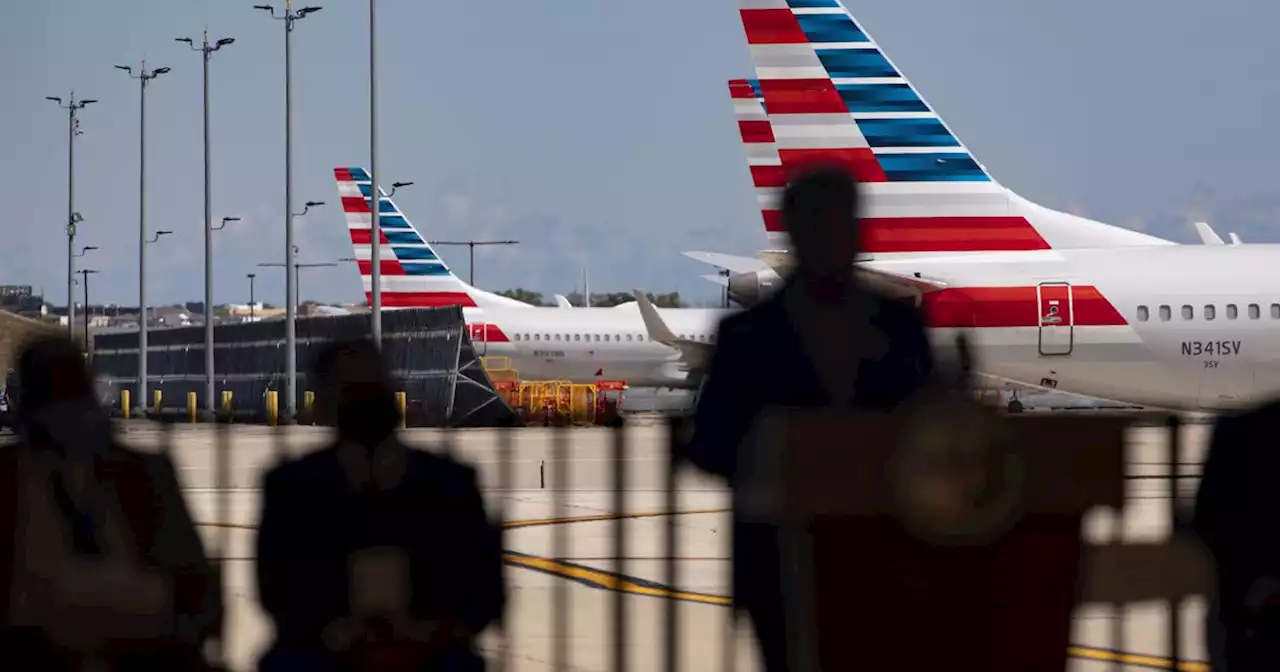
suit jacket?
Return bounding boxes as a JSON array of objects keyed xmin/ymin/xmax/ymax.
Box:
[
  {"xmin": 682, "ymin": 283, "xmax": 936, "ymax": 609},
  {"xmin": 1193, "ymin": 401, "xmax": 1280, "ymax": 631},
  {"xmin": 255, "ymin": 440, "xmax": 505, "ymax": 670},
  {"xmin": 0, "ymin": 440, "xmax": 223, "ymax": 670}
]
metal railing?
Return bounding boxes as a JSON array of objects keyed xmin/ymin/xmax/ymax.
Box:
[{"xmin": 114, "ymin": 409, "xmax": 1210, "ymax": 672}]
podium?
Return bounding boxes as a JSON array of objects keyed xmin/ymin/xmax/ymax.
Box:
[{"xmin": 740, "ymin": 395, "xmax": 1128, "ymax": 672}]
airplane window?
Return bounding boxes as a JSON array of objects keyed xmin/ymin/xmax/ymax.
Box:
[
  {"xmin": 554, "ymin": 334, "xmax": 561, "ymax": 341},
  {"xmin": 1227, "ymin": 305, "xmax": 1238, "ymax": 320},
  {"xmin": 638, "ymin": 334, "xmax": 645, "ymax": 341},
  {"xmin": 1181, "ymin": 305, "xmax": 1193, "ymax": 320},
  {"xmin": 574, "ymin": 334, "xmax": 580, "ymax": 341},
  {"xmin": 1273, "ymin": 304, "xmax": 1280, "ymax": 319},
  {"xmin": 544, "ymin": 333, "xmax": 551, "ymax": 340},
  {"xmin": 1137, "ymin": 306, "xmax": 1149, "ymax": 322},
  {"xmin": 594, "ymin": 334, "xmax": 601, "ymax": 341},
  {"xmin": 1249, "ymin": 303, "xmax": 1261, "ymax": 319},
  {"xmin": 564, "ymin": 334, "xmax": 570, "ymax": 341},
  {"xmin": 1204, "ymin": 305, "xmax": 1216, "ymax": 321},
  {"xmin": 534, "ymin": 334, "xmax": 540, "ymax": 341},
  {"xmin": 1158, "ymin": 305, "xmax": 1171, "ymax": 321},
  {"xmin": 626, "ymin": 334, "xmax": 633, "ymax": 342}
]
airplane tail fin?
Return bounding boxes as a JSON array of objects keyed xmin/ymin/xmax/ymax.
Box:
[
  {"xmin": 334, "ymin": 167, "xmax": 530, "ymax": 309},
  {"xmin": 731, "ymin": 1, "xmax": 1172, "ymax": 252}
]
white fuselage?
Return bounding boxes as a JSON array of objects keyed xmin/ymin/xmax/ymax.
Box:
[
  {"xmin": 868, "ymin": 244, "xmax": 1280, "ymax": 411},
  {"xmin": 462, "ymin": 302, "xmax": 731, "ymax": 388},
  {"xmin": 458, "ymin": 244, "xmax": 1280, "ymax": 411}
]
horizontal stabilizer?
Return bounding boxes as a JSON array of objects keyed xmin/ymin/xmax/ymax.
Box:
[
  {"xmin": 682, "ymin": 250, "xmax": 769, "ymax": 275},
  {"xmin": 757, "ymin": 250, "xmax": 947, "ymax": 297},
  {"xmin": 1193, "ymin": 221, "xmax": 1225, "ymax": 245},
  {"xmin": 553, "ymin": 294, "xmax": 573, "ymax": 308}
]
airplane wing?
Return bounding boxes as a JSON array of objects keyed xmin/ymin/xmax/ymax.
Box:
[
  {"xmin": 682, "ymin": 250, "xmax": 769, "ymax": 275},
  {"xmin": 632, "ymin": 290, "xmax": 716, "ymax": 372},
  {"xmin": 1193, "ymin": 221, "xmax": 1225, "ymax": 245},
  {"xmin": 701, "ymin": 274, "xmax": 729, "ymax": 287},
  {"xmin": 553, "ymin": 294, "xmax": 573, "ymax": 308}
]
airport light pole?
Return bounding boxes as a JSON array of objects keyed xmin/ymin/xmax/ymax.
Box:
[
  {"xmin": 257, "ymin": 260, "xmax": 337, "ymax": 312},
  {"xmin": 255, "ymin": 2, "xmax": 322, "ymax": 421},
  {"xmin": 247, "ymin": 273, "xmax": 257, "ymax": 321},
  {"xmin": 47, "ymin": 94, "xmax": 97, "ymax": 339},
  {"xmin": 116, "ymin": 60, "xmax": 170, "ymax": 413},
  {"xmin": 368, "ymin": 0, "xmax": 380, "ymax": 347},
  {"xmin": 72, "ymin": 245, "xmax": 98, "ymax": 340},
  {"xmin": 426, "ymin": 240, "xmax": 520, "ymax": 286},
  {"xmin": 79, "ymin": 269, "xmax": 99, "ymax": 347},
  {"xmin": 178, "ymin": 30, "xmax": 235, "ymax": 413},
  {"xmin": 139, "ymin": 230, "xmax": 171, "ymax": 390}
]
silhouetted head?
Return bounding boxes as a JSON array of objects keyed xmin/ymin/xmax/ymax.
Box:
[
  {"xmin": 15, "ymin": 335, "xmax": 94, "ymax": 421},
  {"xmin": 781, "ymin": 164, "xmax": 862, "ymax": 283},
  {"xmin": 312, "ymin": 338, "xmax": 400, "ymax": 446},
  {"xmin": 13, "ymin": 334, "xmax": 110, "ymax": 455}
]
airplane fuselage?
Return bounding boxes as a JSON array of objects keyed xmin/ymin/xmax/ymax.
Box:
[
  {"xmin": 461, "ymin": 303, "xmax": 731, "ymax": 389},
  {"xmin": 453, "ymin": 244, "xmax": 1280, "ymax": 411},
  {"xmin": 870, "ymin": 244, "xmax": 1280, "ymax": 410}
]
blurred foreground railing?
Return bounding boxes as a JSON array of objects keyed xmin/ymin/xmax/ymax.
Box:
[{"xmin": 119, "ymin": 408, "xmax": 1212, "ymax": 672}]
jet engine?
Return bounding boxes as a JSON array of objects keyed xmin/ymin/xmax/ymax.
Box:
[{"xmin": 727, "ymin": 271, "xmax": 781, "ymax": 307}]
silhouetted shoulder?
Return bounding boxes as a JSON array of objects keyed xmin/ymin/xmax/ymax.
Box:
[
  {"xmin": 716, "ymin": 293, "xmax": 786, "ymax": 343},
  {"xmin": 403, "ymin": 447, "xmax": 482, "ymax": 497},
  {"xmin": 867, "ymin": 292, "xmax": 928, "ymax": 330},
  {"xmin": 261, "ymin": 448, "xmax": 344, "ymax": 491}
]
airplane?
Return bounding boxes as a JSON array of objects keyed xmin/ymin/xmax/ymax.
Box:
[
  {"xmin": 335, "ymin": 166, "xmax": 732, "ymax": 388},
  {"xmin": 650, "ymin": 0, "xmax": 1280, "ymax": 411}
]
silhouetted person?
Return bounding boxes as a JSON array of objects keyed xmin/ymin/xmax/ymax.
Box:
[
  {"xmin": 0, "ymin": 334, "xmax": 221, "ymax": 671},
  {"xmin": 1193, "ymin": 403, "xmax": 1280, "ymax": 669},
  {"xmin": 682, "ymin": 165, "xmax": 936, "ymax": 671},
  {"xmin": 4, "ymin": 367, "xmax": 16, "ymax": 406},
  {"xmin": 256, "ymin": 339, "xmax": 505, "ymax": 671}
]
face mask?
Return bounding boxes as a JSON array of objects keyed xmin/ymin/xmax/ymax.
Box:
[{"xmin": 335, "ymin": 387, "xmax": 400, "ymax": 445}]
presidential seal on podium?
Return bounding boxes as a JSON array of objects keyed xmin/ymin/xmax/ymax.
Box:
[{"xmin": 888, "ymin": 393, "xmax": 1026, "ymax": 546}]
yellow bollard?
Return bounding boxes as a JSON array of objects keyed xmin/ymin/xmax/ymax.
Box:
[
  {"xmin": 266, "ymin": 390, "xmax": 278, "ymax": 426},
  {"xmin": 304, "ymin": 391, "xmax": 315, "ymax": 412},
  {"xmin": 187, "ymin": 392, "xmax": 197, "ymax": 424},
  {"xmin": 121, "ymin": 390, "xmax": 131, "ymax": 420},
  {"xmin": 153, "ymin": 390, "xmax": 163, "ymax": 415},
  {"xmin": 396, "ymin": 392, "xmax": 407, "ymax": 429},
  {"xmin": 221, "ymin": 390, "xmax": 233, "ymax": 417}
]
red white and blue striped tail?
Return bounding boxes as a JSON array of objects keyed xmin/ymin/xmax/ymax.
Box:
[
  {"xmin": 732, "ymin": 0, "xmax": 1172, "ymax": 252},
  {"xmin": 334, "ymin": 167, "xmax": 532, "ymax": 310}
]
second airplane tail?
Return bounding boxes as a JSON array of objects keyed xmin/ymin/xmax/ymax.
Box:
[{"xmin": 334, "ymin": 167, "xmax": 531, "ymax": 310}]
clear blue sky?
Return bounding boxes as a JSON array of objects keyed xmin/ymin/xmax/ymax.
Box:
[{"xmin": 3, "ymin": 0, "xmax": 1278, "ymax": 307}]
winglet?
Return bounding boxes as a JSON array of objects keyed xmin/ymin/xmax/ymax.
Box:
[
  {"xmin": 553, "ymin": 294, "xmax": 573, "ymax": 308},
  {"xmin": 1194, "ymin": 221, "xmax": 1225, "ymax": 245},
  {"xmin": 1229, "ymin": 232, "xmax": 1243, "ymax": 245},
  {"xmin": 633, "ymin": 290, "xmax": 679, "ymax": 345}
]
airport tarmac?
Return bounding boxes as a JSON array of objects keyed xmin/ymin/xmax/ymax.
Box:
[{"xmin": 118, "ymin": 419, "xmax": 1212, "ymax": 672}]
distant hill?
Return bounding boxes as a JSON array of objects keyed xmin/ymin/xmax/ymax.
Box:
[{"xmin": 0, "ymin": 310, "xmax": 60, "ymax": 373}]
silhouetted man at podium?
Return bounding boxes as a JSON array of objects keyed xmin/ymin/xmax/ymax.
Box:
[
  {"xmin": 256, "ymin": 339, "xmax": 505, "ymax": 671},
  {"xmin": 682, "ymin": 165, "xmax": 936, "ymax": 671},
  {"xmin": 1194, "ymin": 403, "xmax": 1280, "ymax": 669}
]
